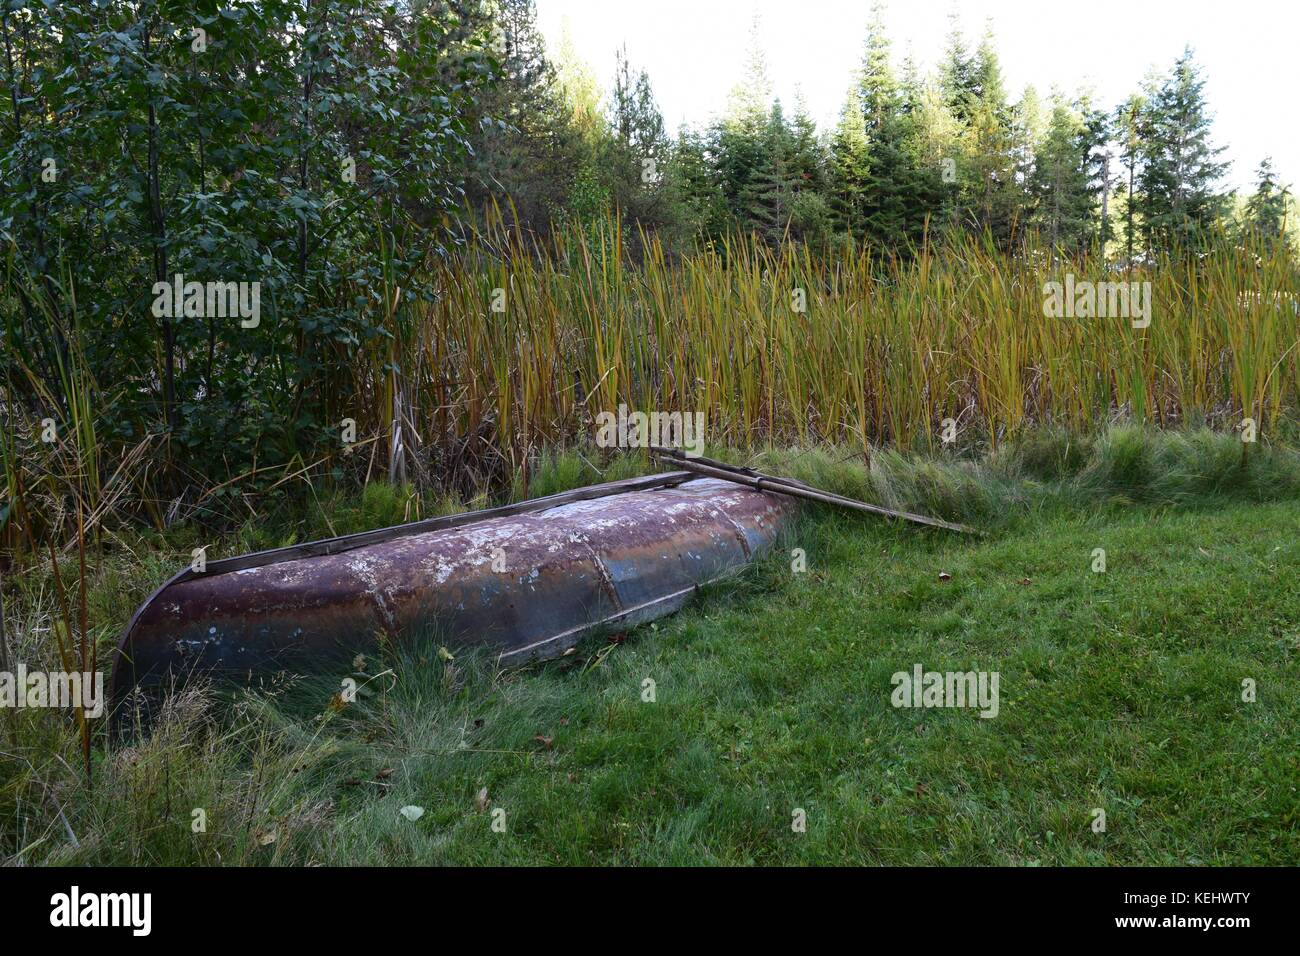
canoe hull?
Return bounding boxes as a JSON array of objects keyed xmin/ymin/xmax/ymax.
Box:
[{"xmin": 109, "ymin": 477, "xmax": 796, "ymax": 717}]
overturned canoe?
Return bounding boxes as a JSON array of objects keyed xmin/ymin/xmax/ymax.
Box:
[{"xmin": 109, "ymin": 473, "xmax": 796, "ymax": 718}]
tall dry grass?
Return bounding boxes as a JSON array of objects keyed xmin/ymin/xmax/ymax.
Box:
[{"xmin": 421, "ymin": 217, "xmax": 1298, "ymax": 470}]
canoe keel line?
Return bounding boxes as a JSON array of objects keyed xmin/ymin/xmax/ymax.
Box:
[{"xmin": 109, "ymin": 475, "xmax": 797, "ymax": 723}]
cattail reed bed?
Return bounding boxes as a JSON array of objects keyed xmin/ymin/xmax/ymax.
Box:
[{"xmin": 429, "ymin": 220, "xmax": 1298, "ymax": 470}]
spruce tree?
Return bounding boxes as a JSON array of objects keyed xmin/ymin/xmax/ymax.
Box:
[
  {"xmin": 831, "ymin": 2, "xmax": 935, "ymax": 251},
  {"xmin": 1029, "ymin": 95, "xmax": 1098, "ymax": 252},
  {"xmin": 829, "ymin": 83, "xmax": 872, "ymax": 237},
  {"xmin": 858, "ymin": 2, "xmax": 911, "ymax": 247},
  {"xmin": 859, "ymin": 1, "xmax": 897, "ymax": 129},
  {"xmin": 1011, "ymin": 85, "xmax": 1045, "ymax": 194},
  {"xmin": 1078, "ymin": 96, "xmax": 1114, "ymax": 249},
  {"xmin": 1136, "ymin": 48, "xmax": 1228, "ymax": 252},
  {"xmin": 469, "ymin": 0, "xmax": 577, "ymax": 229},
  {"xmin": 605, "ymin": 45, "xmax": 671, "ymax": 229},
  {"xmin": 741, "ymin": 101, "xmax": 801, "ymax": 242},
  {"xmin": 1114, "ymin": 92, "xmax": 1146, "ymax": 263},
  {"xmin": 670, "ymin": 126, "xmax": 728, "ymax": 239},
  {"xmin": 713, "ymin": 12, "xmax": 778, "ymax": 235},
  {"xmin": 964, "ymin": 24, "xmax": 1019, "ymax": 245},
  {"xmin": 787, "ymin": 95, "xmax": 833, "ymax": 242},
  {"xmin": 1242, "ymin": 157, "xmax": 1291, "ymax": 249},
  {"xmin": 938, "ymin": 11, "xmax": 977, "ymax": 124}
]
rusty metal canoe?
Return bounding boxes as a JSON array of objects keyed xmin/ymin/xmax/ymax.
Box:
[{"xmin": 108, "ymin": 473, "xmax": 796, "ymax": 719}]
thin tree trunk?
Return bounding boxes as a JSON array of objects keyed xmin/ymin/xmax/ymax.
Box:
[
  {"xmin": 1126, "ymin": 158, "xmax": 1135, "ymax": 263},
  {"xmin": 298, "ymin": 0, "xmax": 315, "ymax": 284},
  {"xmin": 143, "ymin": 24, "xmax": 176, "ymax": 431},
  {"xmin": 3, "ymin": 10, "xmax": 56, "ymax": 323},
  {"xmin": 1100, "ymin": 152, "xmax": 1110, "ymax": 252}
]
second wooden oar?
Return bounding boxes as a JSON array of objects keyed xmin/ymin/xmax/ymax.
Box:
[{"xmin": 649, "ymin": 447, "xmax": 983, "ymax": 536}]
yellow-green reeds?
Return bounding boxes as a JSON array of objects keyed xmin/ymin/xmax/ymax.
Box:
[{"xmin": 412, "ymin": 214, "xmax": 1298, "ymax": 471}]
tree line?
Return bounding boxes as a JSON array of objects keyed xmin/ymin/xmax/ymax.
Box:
[{"xmin": 471, "ymin": 1, "xmax": 1293, "ymax": 258}]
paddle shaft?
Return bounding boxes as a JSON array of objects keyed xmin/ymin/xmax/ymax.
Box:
[{"xmin": 650, "ymin": 449, "xmax": 982, "ymax": 536}]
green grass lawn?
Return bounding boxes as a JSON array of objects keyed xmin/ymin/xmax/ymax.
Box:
[{"xmin": 35, "ymin": 493, "xmax": 1296, "ymax": 866}]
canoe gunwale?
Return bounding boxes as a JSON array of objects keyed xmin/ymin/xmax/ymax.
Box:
[{"xmin": 171, "ymin": 470, "xmax": 698, "ymax": 581}]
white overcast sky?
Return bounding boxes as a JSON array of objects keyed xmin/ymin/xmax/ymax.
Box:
[{"xmin": 534, "ymin": 0, "xmax": 1299, "ymax": 193}]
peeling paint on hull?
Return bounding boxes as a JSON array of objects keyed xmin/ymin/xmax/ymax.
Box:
[{"xmin": 108, "ymin": 477, "xmax": 796, "ymax": 719}]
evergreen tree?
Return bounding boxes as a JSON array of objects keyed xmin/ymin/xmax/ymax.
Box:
[
  {"xmin": 670, "ymin": 125, "xmax": 728, "ymax": 239},
  {"xmin": 604, "ymin": 46, "xmax": 672, "ymax": 229},
  {"xmin": 964, "ymin": 24, "xmax": 1019, "ymax": 245},
  {"xmin": 909, "ymin": 74, "xmax": 964, "ymax": 229},
  {"xmin": 830, "ymin": 3, "xmax": 936, "ymax": 251},
  {"xmin": 862, "ymin": 110, "xmax": 936, "ymax": 250},
  {"xmin": 739, "ymin": 101, "xmax": 800, "ymax": 241},
  {"xmin": 788, "ymin": 94, "xmax": 827, "ymax": 193},
  {"xmin": 1078, "ymin": 95, "xmax": 1115, "ymax": 249},
  {"xmin": 1011, "ymin": 85, "xmax": 1045, "ymax": 193},
  {"xmin": 726, "ymin": 14, "xmax": 773, "ymax": 124},
  {"xmin": 1029, "ymin": 95, "xmax": 1098, "ymax": 252},
  {"xmin": 938, "ymin": 11, "xmax": 978, "ymax": 124},
  {"xmin": 829, "ymin": 82, "xmax": 872, "ymax": 236},
  {"xmin": 897, "ymin": 52, "xmax": 925, "ymax": 120},
  {"xmin": 1241, "ymin": 157, "xmax": 1291, "ymax": 248},
  {"xmin": 857, "ymin": 2, "xmax": 914, "ymax": 246},
  {"xmin": 1136, "ymin": 48, "xmax": 1229, "ymax": 252},
  {"xmin": 787, "ymin": 94, "xmax": 834, "ymax": 242},
  {"xmin": 469, "ymin": 0, "xmax": 578, "ymax": 230},
  {"xmin": 1114, "ymin": 91, "xmax": 1146, "ymax": 262},
  {"xmin": 712, "ymin": 14, "xmax": 804, "ymax": 240},
  {"xmin": 609, "ymin": 46, "xmax": 665, "ymax": 154},
  {"xmin": 859, "ymin": 1, "xmax": 897, "ymax": 129}
]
